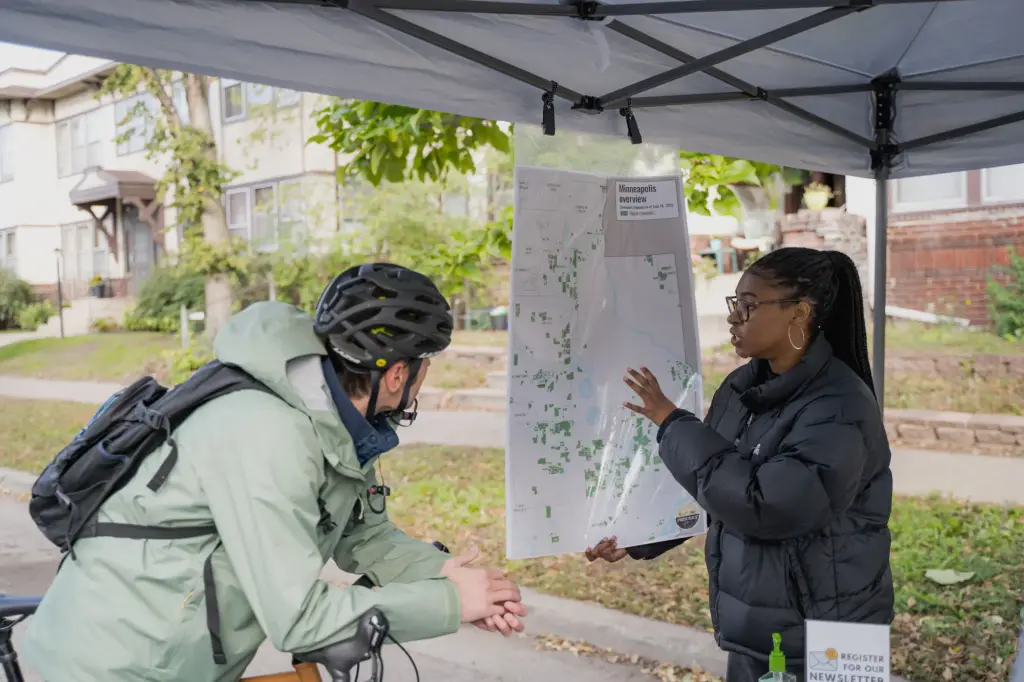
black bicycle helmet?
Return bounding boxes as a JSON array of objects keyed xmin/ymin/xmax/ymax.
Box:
[{"xmin": 313, "ymin": 262, "xmax": 454, "ymax": 372}]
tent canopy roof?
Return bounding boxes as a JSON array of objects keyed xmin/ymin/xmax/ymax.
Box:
[{"xmin": 1, "ymin": 0, "xmax": 1023, "ymax": 179}]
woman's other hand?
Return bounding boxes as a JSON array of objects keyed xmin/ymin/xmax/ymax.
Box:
[
  {"xmin": 623, "ymin": 367, "xmax": 677, "ymax": 426},
  {"xmin": 585, "ymin": 536, "xmax": 629, "ymax": 563}
]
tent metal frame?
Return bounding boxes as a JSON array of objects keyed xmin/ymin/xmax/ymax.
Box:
[{"xmin": 297, "ymin": 0, "xmax": 1024, "ymax": 408}]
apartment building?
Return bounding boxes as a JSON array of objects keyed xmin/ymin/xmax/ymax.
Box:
[{"xmin": 0, "ymin": 52, "xmax": 489, "ymax": 303}]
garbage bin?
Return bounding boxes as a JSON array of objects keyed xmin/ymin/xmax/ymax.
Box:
[{"xmin": 489, "ymin": 305, "xmax": 509, "ymax": 331}]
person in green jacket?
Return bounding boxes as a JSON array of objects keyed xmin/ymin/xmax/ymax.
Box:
[{"xmin": 22, "ymin": 262, "xmax": 526, "ymax": 681}]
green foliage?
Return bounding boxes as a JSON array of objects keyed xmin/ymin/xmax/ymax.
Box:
[
  {"xmin": 987, "ymin": 247, "xmax": 1024, "ymax": 341},
  {"xmin": 17, "ymin": 301, "xmax": 55, "ymax": 332},
  {"xmin": 310, "ymin": 102, "xmax": 799, "ymax": 281},
  {"xmin": 99, "ymin": 65, "xmax": 239, "ymax": 241},
  {"xmin": 337, "ymin": 179, "xmax": 503, "ymax": 298},
  {"xmin": 310, "ymin": 101, "xmax": 510, "ymax": 186},
  {"xmin": 89, "ymin": 317, "xmax": 121, "ymax": 333},
  {"xmin": 680, "ymin": 152, "xmax": 793, "ymax": 218},
  {"xmin": 174, "ymin": 232, "xmax": 252, "ymax": 278},
  {"xmin": 0, "ymin": 269, "xmax": 35, "ymax": 330},
  {"xmin": 163, "ymin": 342, "xmax": 215, "ymax": 385},
  {"xmin": 123, "ymin": 265, "xmax": 205, "ymax": 332}
]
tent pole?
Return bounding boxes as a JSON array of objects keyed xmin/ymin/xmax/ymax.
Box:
[{"xmin": 871, "ymin": 165, "xmax": 889, "ymax": 409}]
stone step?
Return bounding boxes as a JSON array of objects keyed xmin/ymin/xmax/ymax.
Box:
[
  {"xmin": 447, "ymin": 387, "xmax": 508, "ymax": 412},
  {"xmin": 485, "ymin": 370, "xmax": 507, "ymax": 389},
  {"xmin": 445, "ymin": 345, "xmax": 506, "ymax": 366}
]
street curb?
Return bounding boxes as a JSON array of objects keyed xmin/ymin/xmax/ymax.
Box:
[
  {"xmin": 0, "ymin": 466, "xmax": 35, "ymax": 498},
  {"xmin": 518, "ymin": 587, "xmax": 729, "ymax": 676}
]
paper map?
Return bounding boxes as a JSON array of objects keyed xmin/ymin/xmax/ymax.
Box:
[{"xmin": 505, "ymin": 166, "xmax": 707, "ymax": 560}]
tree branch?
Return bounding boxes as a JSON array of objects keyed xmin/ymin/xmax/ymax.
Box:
[{"xmin": 139, "ymin": 67, "xmax": 182, "ymax": 132}]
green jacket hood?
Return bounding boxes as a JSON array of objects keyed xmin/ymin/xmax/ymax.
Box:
[{"xmin": 213, "ymin": 301, "xmax": 328, "ymax": 410}]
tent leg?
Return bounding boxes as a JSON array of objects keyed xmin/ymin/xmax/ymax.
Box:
[{"xmin": 871, "ymin": 167, "xmax": 889, "ymax": 410}]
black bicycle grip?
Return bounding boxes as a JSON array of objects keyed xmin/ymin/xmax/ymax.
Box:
[{"xmin": 293, "ymin": 607, "xmax": 390, "ymax": 682}]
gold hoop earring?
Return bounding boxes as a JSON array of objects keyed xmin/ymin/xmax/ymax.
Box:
[{"xmin": 788, "ymin": 324, "xmax": 806, "ymax": 351}]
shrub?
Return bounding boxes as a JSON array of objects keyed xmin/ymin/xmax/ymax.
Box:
[
  {"xmin": 124, "ymin": 266, "xmax": 205, "ymax": 332},
  {"xmin": 162, "ymin": 342, "xmax": 216, "ymax": 385},
  {"xmin": 89, "ymin": 317, "xmax": 121, "ymax": 333},
  {"xmin": 0, "ymin": 269, "xmax": 34, "ymax": 330},
  {"xmin": 987, "ymin": 247, "xmax": 1024, "ymax": 341},
  {"xmin": 16, "ymin": 301, "xmax": 55, "ymax": 332}
]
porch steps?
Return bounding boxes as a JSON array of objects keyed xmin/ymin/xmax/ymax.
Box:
[{"xmin": 38, "ymin": 296, "xmax": 134, "ymax": 337}]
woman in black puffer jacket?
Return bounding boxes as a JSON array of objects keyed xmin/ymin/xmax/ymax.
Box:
[{"xmin": 586, "ymin": 247, "xmax": 894, "ymax": 682}]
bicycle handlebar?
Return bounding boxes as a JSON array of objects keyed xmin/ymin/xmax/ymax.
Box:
[
  {"xmin": 297, "ymin": 540, "xmax": 448, "ymax": 682},
  {"xmin": 294, "ymin": 607, "xmax": 389, "ymax": 682}
]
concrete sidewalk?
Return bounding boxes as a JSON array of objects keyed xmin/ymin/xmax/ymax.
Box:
[{"xmin": 4, "ymin": 374, "xmax": 1024, "ymax": 505}]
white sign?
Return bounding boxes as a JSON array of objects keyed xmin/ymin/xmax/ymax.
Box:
[
  {"xmin": 805, "ymin": 620, "xmax": 890, "ymax": 682},
  {"xmin": 614, "ymin": 179, "xmax": 681, "ymax": 221},
  {"xmin": 506, "ymin": 166, "xmax": 705, "ymax": 560}
]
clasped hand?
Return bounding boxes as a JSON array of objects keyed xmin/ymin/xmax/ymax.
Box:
[{"xmin": 440, "ymin": 546, "xmax": 527, "ymax": 636}]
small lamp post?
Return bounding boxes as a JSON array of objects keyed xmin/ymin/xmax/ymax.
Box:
[{"xmin": 54, "ymin": 247, "xmax": 65, "ymax": 339}]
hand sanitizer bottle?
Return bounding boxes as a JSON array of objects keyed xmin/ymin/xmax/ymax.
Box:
[{"xmin": 758, "ymin": 633, "xmax": 797, "ymax": 682}]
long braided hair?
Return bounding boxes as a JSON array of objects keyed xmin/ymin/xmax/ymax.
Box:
[{"xmin": 746, "ymin": 247, "xmax": 874, "ymax": 392}]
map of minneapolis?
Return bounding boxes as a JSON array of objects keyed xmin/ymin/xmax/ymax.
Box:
[{"xmin": 506, "ymin": 166, "xmax": 708, "ymax": 560}]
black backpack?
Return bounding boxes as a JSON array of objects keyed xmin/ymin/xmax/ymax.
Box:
[
  {"xmin": 28, "ymin": 359, "xmax": 279, "ymax": 665},
  {"xmin": 29, "ymin": 359, "xmax": 273, "ymax": 556}
]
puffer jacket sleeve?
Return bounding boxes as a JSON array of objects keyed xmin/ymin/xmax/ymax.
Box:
[
  {"xmin": 333, "ymin": 467, "xmax": 450, "ymax": 585},
  {"xmin": 656, "ymin": 397, "xmax": 867, "ymax": 540},
  {"xmin": 188, "ymin": 393, "xmax": 461, "ymax": 650}
]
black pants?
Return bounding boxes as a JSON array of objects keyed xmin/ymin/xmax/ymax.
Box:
[{"xmin": 726, "ymin": 652, "xmax": 805, "ymax": 682}]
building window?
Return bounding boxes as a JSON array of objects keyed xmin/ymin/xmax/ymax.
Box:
[
  {"xmin": 59, "ymin": 221, "xmax": 108, "ymax": 281},
  {"xmin": 892, "ymin": 171, "xmax": 968, "ymax": 212},
  {"xmin": 115, "ymin": 83, "xmax": 189, "ymax": 156},
  {"xmin": 981, "ymin": 163, "xmax": 1024, "ymax": 204},
  {"xmin": 221, "ymin": 80, "xmax": 301, "ymax": 123},
  {"xmin": 56, "ymin": 110, "xmax": 105, "ymax": 177},
  {"xmin": 226, "ymin": 188, "xmax": 250, "ymax": 242},
  {"xmin": 0, "ymin": 125, "xmax": 13, "ymax": 183},
  {"xmin": 225, "ymin": 179, "xmax": 305, "ymax": 250},
  {"xmin": 0, "ymin": 229, "xmax": 16, "ymax": 272}
]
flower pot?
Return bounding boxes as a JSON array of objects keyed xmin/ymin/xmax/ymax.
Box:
[
  {"xmin": 89, "ymin": 283, "xmax": 106, "ymax": 298},
  {"xmin": 802, "ymin": 191, "xmax": 831, "ymax": 211}
]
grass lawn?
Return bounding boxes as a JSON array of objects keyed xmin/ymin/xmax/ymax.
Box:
[
  {"xmin": 880, "ymin": 320, "xmax": 1023, "ymax": 356},
  {"xmin": 1, "ymin": 410, "xmax": 1020, "ymax": 682},
  {"xmin": 0, "ymin": 333, "xmax": 178, "ymax": 383},
  {"xmin": 0, "ymin": 398, "xmax": 99, "ymax": 472},
  {"xmin": 455, "ymin": 321, "xmax": 1024, "ymax": 356},
  {"xmin": 426, "ymin": 358, "xmax": 490, "ymax": 390},
  {"xmin": 388, "ymin": 447, "xmax": 1022, "ymax": 682}
]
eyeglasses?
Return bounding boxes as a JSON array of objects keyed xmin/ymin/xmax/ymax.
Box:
[{"xmin": 725, "ymin": 296, "xmax": 800, "ymax": 323}]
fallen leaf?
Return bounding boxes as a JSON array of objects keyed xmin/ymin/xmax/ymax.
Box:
[{"xmin": 925, "ymin": 569, "xmax": 975, "ymax": 585}]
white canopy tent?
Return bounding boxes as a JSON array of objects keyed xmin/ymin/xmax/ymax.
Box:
[{"xmin": 2, "ymin": 0, "xmax": 1022, "ymax": 404}]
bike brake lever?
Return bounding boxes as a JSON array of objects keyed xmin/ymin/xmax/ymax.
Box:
[{"xmin": 294, "ymin": 607, "xmax": 390, "ymax": 682}]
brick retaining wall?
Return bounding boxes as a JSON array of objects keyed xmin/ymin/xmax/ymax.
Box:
[{"xmin": 884, "ymin": 409, "xmax": 1024, "ymax": 456}]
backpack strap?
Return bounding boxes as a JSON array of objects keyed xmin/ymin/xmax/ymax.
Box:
[
  {"xmin": 69, "ymin": 362, "xmax": 280, "ymax": 667},
  {"xmin": 204, "ymin": 543, "xmax": 227, "ymax": 664},
  {"xmin": 76, "ymin": 522, "xmax": 217, "ymax": 540}
]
